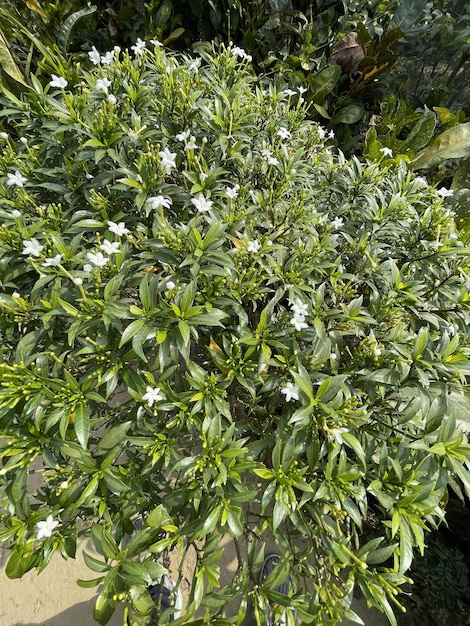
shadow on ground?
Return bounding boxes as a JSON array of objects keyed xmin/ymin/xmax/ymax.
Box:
[{"xmin": 16, "ymin": 599, "xmax": 123, "ymax": 626}]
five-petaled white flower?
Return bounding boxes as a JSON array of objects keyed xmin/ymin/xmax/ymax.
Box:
[
  {"xmin": 88, "ymin": 46, "xmax": 101, "ymax": 65},
  {"xmin": 330, "ymin": 427, "xmax": 348, "ymax": 445},
  {"xmin": 158, "ymin": 148, "xmax": 177, "ymax": 175},
  {"xmin": 43, "ymin": 254, "xmax": 62, "ymax": 267},
  {"xmin": 22, "ymin": 238, "xmax": 44, "ymax": 257},
  {"xmin": 277, "ymin": 127, "xmax": 291, "ymax": 139},
  {"xmin": 176, "ymin": 129, "xmax": 191, "ymax": 142},
  {"xmin": 131, "ymin": 38, "xmax": 146, "ymax": 56},
  {"xmin": 281, "ymin": 381, "xmax": 299, "ymax": 402},
  {"xmin": 298, "ymin": 86, "xmax": 308, "ymax": 95},
  {"xmin": 11, "ymin": 210, "xmax": 21, "ymax": 218},
  {"xmin": 147, "ymin": 195, "xmax": 172, "ymax": 211},
  {"xmin": 86, "ymin": 251, "xmax": 109, "ymax": 267},
  {"xmin": 150, "ymin": 39, "xmax": 163, "ymax": 47},
  {"xmin": 247, "ymin": 240, "xmax": 260, "ymax": 253},
  {"xmin": 191, "ymin": 193, "xmax": 213, "ymax": 213},
  {"xmin": 185, "ymin": 136, "xmax": 198, "ymax": 151},
  {"xmin": 332, "ymin": 217, "xmax": 344, "ymax": 230},
  {"xmin": 188, "ymin": 58, "xmax": 201, "ymax": 74},
  {"xmin": 231, "ymin": 46, "xmax": 252, "ymax": 61},
  {"xmin": 95, "ymin": 78, "xmax": 112, "ymax": 94},
  {"xmin": 290, "ymin": 299, "xmax": 308, "ymax": 317},
  {"xmin": 284, "ymin": 88, "xmax": 297, "ymax": 97},
  {"xmin": 380, "ymin": 147, "xmax": 393, "ymax": 157},
  {"xmin": 108, "ymin": 221, "xmax": 129, "ymax": 236},
  {"xmin": 437, "ymin": 187, "xmax": 453, "ymax": 197},
  {"xmin": 36, "ymin": 514, "xmax": 59, "ymax": 540},
  {"xmin": 100, "ymin": 239, "xmax": 121, "ymax": 255},
  {"xmin": 50, "ymin": 74, "xmax": 68, "ymax": 89},
  {"xmin": 290, "ymin": 313, "xmax": 308, "ymax": 332},
  {"xmin": 226, "ymin": 184, "xmax": 239, "ymax": 199},
  {"xmin": 142, "ymin": 385, "xmax": 163, "ymax": 407},
  {"xmin": 7, "ymin": 170, "xmax": 27, "ymax": 187},
  {"xmin": 107, "ymin": 94, "xmax": 117, "ymax": 105}
]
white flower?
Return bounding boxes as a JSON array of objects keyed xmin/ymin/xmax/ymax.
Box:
[
  {"xmin": 20, "ymin": 137, "xmax": 28, "ymax": 145},
  {"xmin": 328, "ymin": 130, "xmax": 335, "ymax": 139},
  {"xmin": 108, "ymin": 221, "xmax": 129, "ymax": 236},
  {"xmin": 95, "ymin": 78, "xmax": 112, "ymax": 94},
  {"xmin": 330, "ymin": 353, "xmax": 337, "ymax": 360},
  {"xmin": 414, "ymin": 176, "xmax": 428, "ymax": 187},
  {"xmin": 281, "ymin": 381, "xmax": 299, "ymax": 402},
  {"xmin": 131, "ymin": 38, "xmax": 146, "ymax": 56},
  {"xmin": 12, "ymin": 292, "xmax": 20, "ymax": 299},
  {"xmin": 185, "ymin": 136, "xmax": 198, "ymax": 150},
  {"xmin": 436, "ymin": 187, "xmax": 453, "ymax": 197},
  {"xmin": 88, "ymin": 46, "xmax": 101, "ymax": 65},
  {"xmin": 0, "ymin": 132, "xmax": 8, "ymax": 140},
  {"xmin": 142, "ymin": 385, "xmax": 163, "ymax": 407},
  {"xmin": 158, "ymin": 147, "xmax": 177, "ymax": 175},
  {"xmin": 191, "ymin": 193, "xmax": 213, "ymax": 213},
  {"xmin": 166, "ymin": 280, "xmax": 175, "ymax": 290},
  {"xmin": 290, "ymin": 313, "xmax": 308, "ymax": 332},
  {"xmin": 247, "ymin": 240, "xmax": 260, "ymax": 253},
  {"xmin": 290, "ymin": 299, "xmax": 308, "ymax": 316},
  {"xmin": 226, "ymin": 184, "xmax": 239, "ymax": 199},
  {"xmin": 36, "ymin": 514, "xmax": 59, "ymax": 540},
  {"xmin": 73, "ymin": 277, "xmax": 83, "ymax": 286},
  {"xmin": 231, "ymin": 46, "xmax": 251, "ymax": 61},
  {"xmin": 284, "ymin": 88, "xmax": 297, "ymax": 97},
  {"xmin": 11, "ymin": 210, "xmax": 21, "ymax": 218},
  {"xmin": 83, "ymin": 263, "xmax": 93, "ymax": 273},
  {"xmin": 107, "ymin": 94, "xmax": 117, "ymax": 105},
  {"xmin": 50, "ymin": 74, "xmax": 68, "ymax": 89},
  {"xmin": 277, "ymin": 127, "xmax": 291, "ymax": 139},
  {"xmin": 374, "ymin": 348, "xmax": 382, "ymax": 357},
  {"xmin": 86, "ymin": 251, "xmax": 109, "ymax": 267},
  {"xmin": 332, "ymin": 217, "xmax": 344, "ymax": 230},
  {"xmin": 176, "ymin": 129, "xmax": 191, "ymax": 141},
  {"xmin": 188, "ymin": 58, "xmax": 201, "ymax": 74},
  {"xmin": 43, "ymin": 254, "xmax": 62, "ymax": 267},
  {"xmin": 261, "ymin": 149, "xmax": 279, "ymax": 166},
  {"xmin": 147, "ymin": 195, "xmax": 172, "ymax": 211},
  {"xmin": 100, "ymin": 239, "xmax": 121, "ymax": 255},
  {"xmin": 330, "ymin": 427, "xmax": 348, "ymax": 445},
  {"xmin": 7, "ymin": 170, "xmax": 27, "ymax": 187},
  {"xmin": 298, "ymin": 86, "xmax": 308, "ymax": 95},
  {"xmin": 380, "ymin": 147, "xmax": 393, "ymax": 157},
  {"xmin": 22, "ymin": 238, "xmax": 44, "ymax": 257},
  {"xmin": 150, "ymin": 39, "xmax": 163, "ymax": 47}
]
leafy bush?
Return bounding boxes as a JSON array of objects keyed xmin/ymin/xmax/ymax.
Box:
[{"xmin": 1, "ymin": 41, "xmax": 470, "ymax": 626}]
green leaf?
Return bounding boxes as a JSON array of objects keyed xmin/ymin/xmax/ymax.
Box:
[
  {"xmin": 58, "ymin": 5, "xmax": 98, "ymax": 54},
  {"xmin": 0, "ymin": 29, "xmax": 29, "ymax": 87},
  {"xmin": 413, "ymin": 122, "xmax": 470, "ymax": 170},
  {"xmin": 334, "ymin": 104, "xmax": 365, "ymax": 125},
  {"xmin": 308, "ymin": 65, "xmax": 341, "ymax": 104},
  {"xmin": 96, "ymin": 421, "xmax": 131, "ymax": 455},
  {"xmin": 83, "ymin": 550, "xmax": 111, "ymax": 573},
  {"xmin": 74, "ymin": 402, "xmax": 90, "ymax": 449}
]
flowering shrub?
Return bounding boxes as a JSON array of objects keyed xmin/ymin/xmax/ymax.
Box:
[{"xmin": 1, "ymin": 41, "xmax": 470, "ymax": 626}]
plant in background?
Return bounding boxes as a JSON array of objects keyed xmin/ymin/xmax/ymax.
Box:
[{"xmin": 1, "ymin": 41, "xmax": 470, "ymax": 626}]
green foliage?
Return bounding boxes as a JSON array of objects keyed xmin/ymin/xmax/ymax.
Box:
[
  {"xmin": 1, "ymin": 41, "xmax": 470, "ymax": 626},
  {"xmin": 404, "ymin": 534, "xmax": 470, "ymax": 625}
]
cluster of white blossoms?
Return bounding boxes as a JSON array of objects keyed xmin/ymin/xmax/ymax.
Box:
[
  {"xmin": 290, "ymin": 298, "xmax": 309, "ymax": 332},
  {"xmin": 88, "ymin": 45, "xmax": 121, "ymax": 65}
]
